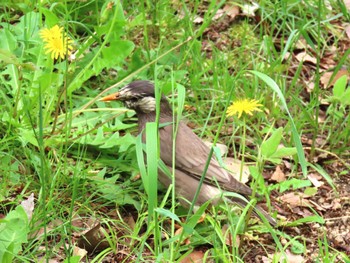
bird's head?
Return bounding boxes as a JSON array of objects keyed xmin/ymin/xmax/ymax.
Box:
[{"xmin": 101, "ymin": 80, "xmax": 163, "ymax": 114}]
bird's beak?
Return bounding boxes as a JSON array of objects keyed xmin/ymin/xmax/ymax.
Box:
[{"xmin": 100, "ymin": 92, "xmax": 120, "ymax": 102}]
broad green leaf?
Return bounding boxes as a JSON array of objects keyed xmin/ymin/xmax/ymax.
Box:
[
  {"xmin": 332, "ymin": 75, "xmax": 347, "ymax": 98},
  {"xmin": 288, "ymin": 215, "xmax": 325, "ymax": 226},
  {"xmin": 41, "ymin": 8, "xmax": 59, "ymax": 27},
  {"xmin": 0, "ymin": 49, "xmax": 19, "ymax": 65},
  {"xmin": 63, "ymin": 256, "xmax": 81, "ymax": 263},
  {"xmin": 261, "ymin": 127, "xmax": 283, "ymax": 158},
  {"xmin": 279, "ymin": 178, "xmax": 312, "ymax": 193},
  {"xmin": 19, "ymin": 128, "xmax": 38, "ymax": 147},
  {"xmin": 267, "ymin": 157, "xmax": 283, "ymax": 164},
  {"xmin": 99, "ymin": 132, "xmax": 121, "ymax": 148},
  {"xmin": 270, "ymin": 147, "xmax": 297, "ymax": 159},
  {"xmin": 340, "ymin": 88, "xmax": 350, "ymax": 105},
  {"xmin": 91, "ymin": 128, "xmax": 108, "ymax": 145},
  {"xmin": 0, "ymin": 29, "xmax": 16, "ymax": 51},
  {"xmin": 0, "ymin": 205, "xmax": 29, "ymax": 263}
]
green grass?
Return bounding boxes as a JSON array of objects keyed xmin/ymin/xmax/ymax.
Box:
[{"xmin": 0, "ymin": 0, "xmax": 350, "ymax": 262}]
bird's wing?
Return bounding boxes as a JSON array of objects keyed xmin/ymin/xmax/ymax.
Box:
[{"xmin": 158, "ymin": 121, "xmax": 252, "ymax": 196}]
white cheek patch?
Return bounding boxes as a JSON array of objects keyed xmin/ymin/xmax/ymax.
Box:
[
  {"xmin": 138, "ymin": 97, "xmax": 156, "ymax": 113},
  {"xmin": 119, "ymin": 87, "xmax": 134, "ymax": 99}
]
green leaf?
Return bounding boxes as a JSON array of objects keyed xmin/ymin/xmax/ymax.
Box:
[
  {"xmin": 332, "ymin": 75, "xmax": 347, "ymax": 98},
  {"xmin": 266, "ymin": 157, "xmax": 283, "ymax": 164},
  {"xmin": 270, "ymin": 147, "xmax": 297, "ymax": 159},
  {"xmin": 19, "ymin": 128, "xmax": 38, "ymax": 147},
  {"xmin": 261, "ymin": 127, "xmax": 283, "ymax": 158},
  {"xmin": 0, "ymin": 205, "xmax": 29, "ymax": 263},
  {"xmin": 288, "ymin": 215, "xmax": 325, "ymax": 225},
  {"xmin": 0, "ymin": 29, "xmax": 16, "ymax": 51},
  {"xmin": 279, "ymin": 178, "xmax": 312, "ymax": 193},
  {"xmin": 41, "ymin": 8, "xmax": 59, "ymax": 27},
  {"xmin": 290, "ymin": 239, "xmax": 305, "ymax": 254},
  {"xmin": 250, "ymin": 70, "xmax": 308, "ymax": 177},
  {"xmin": 63, "ymin": 256, "xmax": 81, "ymax": 263},
  {"xmin": 340, "ymin": 88, "xmax": 350, "ymax": 105},
  {"xmin": 0, "ymin": 49, "xmax": 20, "ymax": 65},
  {"xmin": 304, "ymin": 187, "xmax": 317, "ymax": 197},
  {"xmin": 155, "ymin": 208, "xmax": 180, "ymax": 222}
]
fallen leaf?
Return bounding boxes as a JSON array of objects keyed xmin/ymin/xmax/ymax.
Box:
[
  {"xmin": 295, "ymin": 38, "xmax": 308, "ymax": 50},
  {"xmin": 224, "ymin": 157, "xmax": 250, "ymax": 183},
  {"xmin": 21, "ymin": 193, "xmax": 35, "ymax": 221},
  {"xmin": 125, "ymin": 213, "xmax": 136, "ymax": 230},
  {"xmin": 193, "ymin": 16, "xmax": 203, "ymax": 24},
  {"xmin": 213, "ymin": 9, "xmax": 225, "ymax": 20},
  {"xmin": 279, "ymin": 192, "xmax": 311, "ymax": 207},
  {"xmin": 223, "ymin": 4, "xmax": 240, "ymax": 19},
  {"xmin": 242, "ymin": 2, "xmax": 259, "ymax": 16},
  {"xmin": 307, "ymin": 173, "xmax": 324, "ymax": 188},
  {"xmin": 281, "ymin": 250, "xmax": 305, "ymax": 263},
  {"xmin": 320, "ymin": 69, "xmax": 349, "ymax": 88},
  {"xmin": 270, "ymin": 166, "xmax": 286, "ymax": 182},
  {"xmin": 345, "ymin": 24, "xmax": 350, "ymax": 39},
  {"xmin": 73, "ymin": 245, "xmax": 88, "ymax": 259},
  {"xmin": 180, "ymin": 250, "xmax": 205, "ymax": 263},
  {"xmin": 204, "ymin": 141, "xmax": 228, "ymax": 156},
  {"xmin": 344, "ymin": 0, "xmax": 350, "ymax": 9},
  {"xmin": 295, "ymin": 52, "xmax": 317, "ymax": 64}
]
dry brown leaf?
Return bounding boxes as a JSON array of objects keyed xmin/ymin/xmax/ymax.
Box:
[
  {"xmin": 193, "ymin": 16, "xmax": 203, "ymax": 24},
  {"xmin": 279, "ymin": 192, "xmax": 311, "ymax": 207},
  {"xmin": 72, "ymin": 245, "xmax": 88, "ymax": 260},
  {"xmin": 261, "ymin": 255, "xmax": 271, "ymax": 263},
  {"xmin": 204, "ymin": 141, "xmax": 228, "ymax": 156},
  {"xmin": 320, "ymin": 69, "xmax": 349, "ymax": 88},
  {"xmin": 21, "ymin": 193, "xmax": 35, "ymax": 221},
  {"xmin": 224, "ymin": 157, "xmax": 250, "ymax": 184},
  {"xmin": 345, "ymin": 24, "xmax": 350, "ymax": 39},
  {"xmin": 213, "ymin": 9, "xmax": 225, "ymax": 20},
  {"xmin": 180, "ymin": 250, "xmax": 205, "ymax": 263},
  {"xmin": 344, "ymin": 0, "xmax": 350, "ymax": 9},
  {"xmin": 223, "ymin": 4, "xmax": 240, "ymax": 19},
  {"xmin": 281, "ymin": 250, "xmax": 305, "ymax": 263},
  {"xmin": 175, "ymin": 227, "xmax": 183, "ymax": 236},
  {"xmin": 125, "ymin": 213, "xmax": 136, "ymax": 230},
  {"xmin": 263, "ymin": 250, "xmax": 305, "ymax": 263},
  {"xmin": 270, "ymin": 166, "xmax": 286, "ymax": 182},
  {"xmin": 295, "ymin": 38, "xmax": 308, "ymax": 49},
  {"xmin": 307, "ymin": 173, "xmax": 324, "ymax": 188},
  {"xmin": 295, "ymin": 52, "xmax": 317, "ymax": 64}
]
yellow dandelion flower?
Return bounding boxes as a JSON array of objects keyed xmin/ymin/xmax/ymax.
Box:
[
  {"xmin": 226, "ymin": 98, "xmax": 263, "ymax": 118},
  {"xmin": 40, "ymin": 25, "xmax": 73, "ymax": 60}
]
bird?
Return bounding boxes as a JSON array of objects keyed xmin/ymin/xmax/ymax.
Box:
[{"xmin": 101, "ymin": 80, "xmax": 277, "ymax": 226}]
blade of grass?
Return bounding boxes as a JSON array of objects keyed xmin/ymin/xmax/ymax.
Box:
[{"xmin": 249, "ymin": 70, "xmax": 308, "ymax": 177}]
